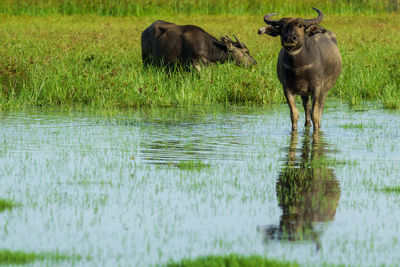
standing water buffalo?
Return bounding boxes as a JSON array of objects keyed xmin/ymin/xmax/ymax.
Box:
[
  {"xmin": 141, "ymin": 20, "xmax": 257, "ymax": 71},
  {"xmin": 258, "ymin": 8, "xmax": 342, "ymax": 131}
]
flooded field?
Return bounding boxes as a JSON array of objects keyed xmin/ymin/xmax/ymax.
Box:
[{"xmin": 1, "ymin": 104, "xmax": 400, "ymax": 266}]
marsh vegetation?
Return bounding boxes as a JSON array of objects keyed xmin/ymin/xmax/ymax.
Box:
[{"xmin": 0, "ymin": 7, "xmax": 399, "ymax": 110}]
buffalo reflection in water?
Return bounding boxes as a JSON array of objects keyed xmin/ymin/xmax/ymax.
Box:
[{"xmin": 258, "ymin": 131, "xmax": 340, "ymax": 248}]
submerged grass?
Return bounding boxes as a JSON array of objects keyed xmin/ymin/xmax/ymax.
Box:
[
  {"xmin": 0, "ymin": 200, "xmax": 80, "ymax": 265},
  {"xmin": 339, "ymin": 122, "xmax": 383, "ymax": 130},
  {"xmin": 380, "ymin": 186, "xmax": 400, "ymax": 194},
  {"xmin": 166, "ymin": 254, "xmax": 298, "ymax": 267},
  {"xmin": 176, "ymin": 160, "xmax": 210, "ymax": 171},
  {"xmin": 0, "ymin": 249, "xmax": 75, "ymax": 265},
  {"xmin": 0, "ymin": 199, "xmax": 17, "ymax": 212},
  {"xmin": 0, "ymin": 250, "xmax": 38, "ymax": 265},
  {"xmin": 0, "ymin": 13, "xmax": 399, "ymax": 111}
]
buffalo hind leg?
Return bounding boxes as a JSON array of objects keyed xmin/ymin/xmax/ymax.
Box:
[
  {"xmin": 284, "ymin": 90, "xmax": 299, "ymax": 132},
  {"xmin": 302, "ymin": 95, "xmax": 312, "ymax": 128}
]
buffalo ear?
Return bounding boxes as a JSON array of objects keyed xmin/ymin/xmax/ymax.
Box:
[
  {"xmin": 305, "ymin": 25, "xmax": 326, "ymax": 36},
  {"xmin": 215, "ymin": 40, "xmax": 228, "ymax": 51},
  {"xmin": 258, "ymin": 26, "xmax": 280, "ymax": 37}
]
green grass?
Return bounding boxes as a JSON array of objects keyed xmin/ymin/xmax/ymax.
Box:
[
  {"xmin": 340, "ymin": 123, "xmax": 366, "ymax": 129},
  {"xmin": 0, "ymin": 250, "xmax": 39, "ymax": 265},
  {"xmin": 339, "ymin": 122, "xmax": 384, "ymax": 130},
  {"xmin": 380, "ymin": 186, "xmax": 400, "ymax": 194},
  {"xmin": 0, "ymin": 0, "xmax": 395, "ymax": 16},
  {"xmin": 0, "ymin": 249, "xmax": 75, "ymax": 265},
  {"xmin": 0, "ymin": 199, "xmax": 16, "ymax": 212},
  {"xmin": 176, "ymin": 160, "xmax": 210, "ymax": 171},
  {"xmin": 0, "ymin": 13, "xmax": 399, "ymax": 111},
  {"xmin": 166, "ymin": 254, "xmax": 298, "ymax": 267}
]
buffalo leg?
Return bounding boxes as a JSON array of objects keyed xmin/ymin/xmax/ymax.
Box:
[
  {"xmin": 192, "ymin": 59, "xmax": 202, "ymax": 72},
  {"xmin": 302, "ymin": 95, "xmax": 311, "ymax": 128},
  {"xmin": 194, "ymin": 64, "xmax": 201, "ymax": 72},
  {"xmin": 284, "ymin": 90, "xmax": 299, "ymax": 132},
  {"xmin": 141, "ymin": 51, "xmax": 150, "ymax": 66},
  {"xmin": 311, "ymin": 92, "xmax": 327, "ymax": 131},
  {"xmin": 318, "ymin": 93, "xmax": 327, "ymax": 119}
]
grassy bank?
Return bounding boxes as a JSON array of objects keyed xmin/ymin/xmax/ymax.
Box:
[
  {"xmin": 0, "ymin": 0, "xmax": 396, "ymax": 16},
  {"xmin": 0, "ymin": 14, "xmax": 399, "ymax": 111}
]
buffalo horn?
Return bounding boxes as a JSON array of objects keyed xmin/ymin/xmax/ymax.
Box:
[
  {"xmin": 302, "ymin": 7, "xmax": 324, "ymax": 26},
  {"xmin": 224, "ymin": 35, "xmax": 234, "ymax": 42},
  {"xmin": 263, "ymin": 13, "xmax": 280, "ymax": 27},
  {"xmin": 233, "ymin": 34, "xmax": 245, "ymax": 48}
]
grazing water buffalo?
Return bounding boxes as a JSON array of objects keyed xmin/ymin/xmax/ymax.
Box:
[
  {"xmin": 258, "ymin": 8, "xmax": 342, "ymax": 131},
  {"xmin": 141, "ymin": 20, "xmax": 257, "ymax": 71}
]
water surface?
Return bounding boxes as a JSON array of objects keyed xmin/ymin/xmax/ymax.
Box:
[{"xmin": 0, "ymin": 104, "xmax": 399, "ymax": 266}]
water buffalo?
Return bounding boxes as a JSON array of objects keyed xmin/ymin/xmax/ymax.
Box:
[
  {"xmin": 141, "ymin": 20, "xmax": 257, "ymax": 71},
  {"xmin": 258, "ymin": 8, "xmax": 342, "ymax": 131}
]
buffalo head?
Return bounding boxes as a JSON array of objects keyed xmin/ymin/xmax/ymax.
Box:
[
  {"xmin": 220, "ymin": 35, "xmax": 257, "ymax": 67},
  {"xmin": 258, "ymin": 7, "xmax": 326, "ymax": 52}
]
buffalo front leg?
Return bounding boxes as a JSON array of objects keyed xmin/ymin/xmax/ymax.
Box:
[
  {"xmin": 192, "ymin": 59, "xmax": 202, "ymax": 73},
  {"xmin": 193, "ymin": 63, "xmax": 201, "ymax": 72},
  {"xmin": 284, "ymin": 90, "xmax": 299, "ymax": 132},
  {"xmin": 302, "ymin": 95, "xmax": 312, "ymax": 128},
  {"xmin": 311, "ymin": 92, "xmax": 327, "ymax": 131}
]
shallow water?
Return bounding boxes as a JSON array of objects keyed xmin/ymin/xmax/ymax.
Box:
[{"xmin": 1, "ymin": 104, "xmax": 400, "ymax": 266}]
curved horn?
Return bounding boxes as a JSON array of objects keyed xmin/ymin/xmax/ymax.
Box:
[
  {"xmin": 264, "ymin": 13, "xmax": 280, "ymax": 27},
  {"xmin": 303, "ymin": 7, "xmax": 324, "ymax": 26},
  {"xmin": 224, "ymin": 35, "xmax": 234, "ymax": 42},
  {"xmin": 233, "ymin": 34, "xmax": 245, "ymax": 48}
]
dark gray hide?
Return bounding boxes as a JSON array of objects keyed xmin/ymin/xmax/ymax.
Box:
[
  {"xmin": 258, "ymin": 8, "xmax": 342, "ymax": 131},
  {"xmin": 141, "ymin": 20, "xmax": 257, "ymax": 71}
]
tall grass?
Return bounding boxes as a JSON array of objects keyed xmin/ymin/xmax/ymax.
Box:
[
  {"xmin": 0, "ymin": 14, "xmax": 399, "ymax": 110},
  {"xmin": 0, "ymin": 0, "xmax": 396, "ymax": 16}
]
